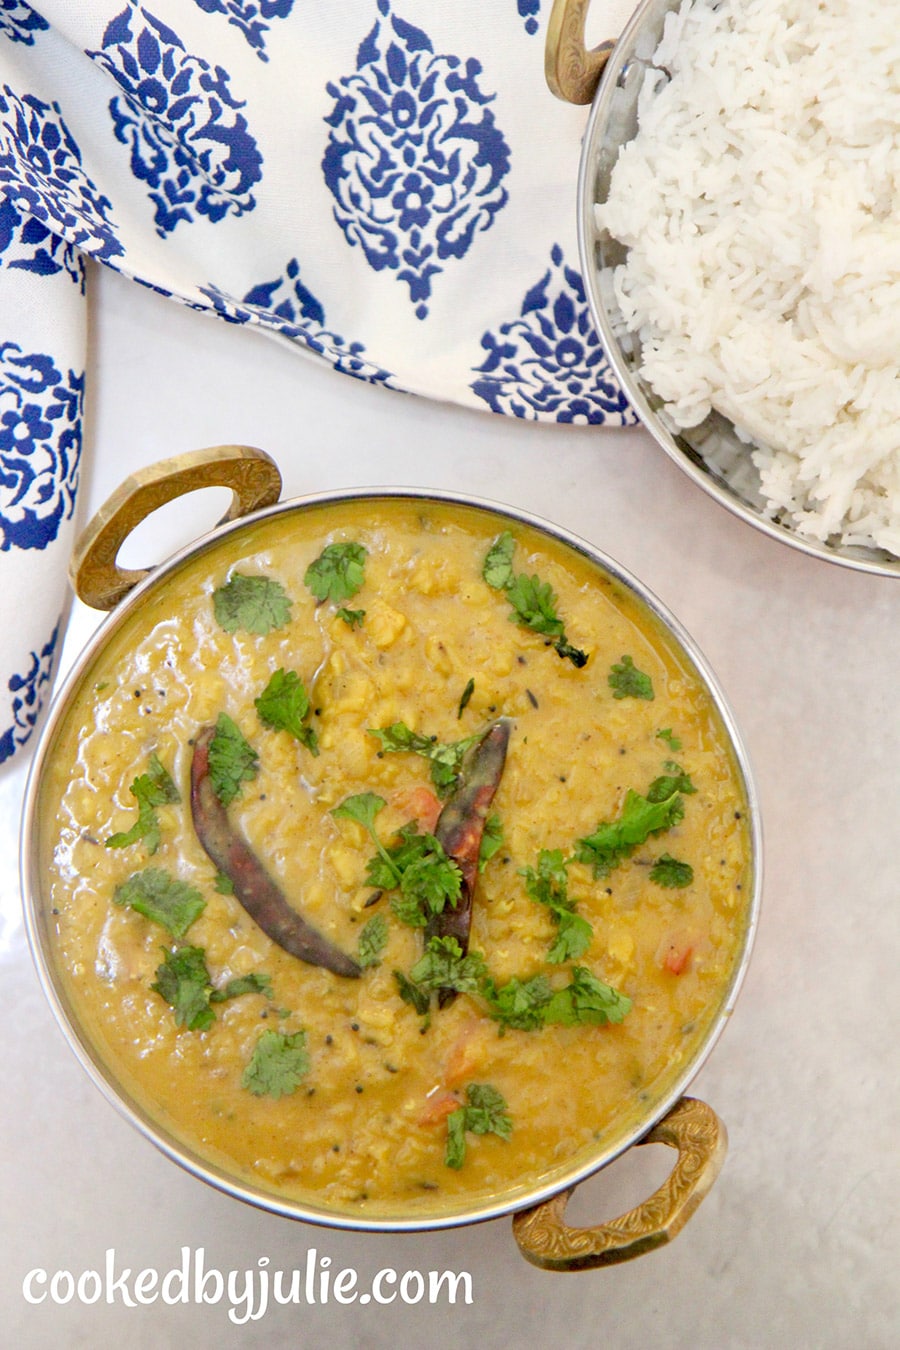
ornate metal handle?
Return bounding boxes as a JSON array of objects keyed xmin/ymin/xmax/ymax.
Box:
[
  {"xmin": 512, "ymin": 1097, "xmax": 727, "ymax": 1269},
  {"xmin": 545, "ymin": 0, "xmax": 614, "ymax": 104},
  {"xmin": 70, "ymin": 445, "xmax": 283, "ymax": 611}
]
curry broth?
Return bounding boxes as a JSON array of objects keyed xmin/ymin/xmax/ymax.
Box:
[{"xmin": 40, "ymin": 499, "xmax": 751, "ymax": 1220}]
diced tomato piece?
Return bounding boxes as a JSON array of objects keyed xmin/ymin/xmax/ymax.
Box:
[
  {"xmin": 391, "ymin": 785, "xmax": 442, "ymax": 833},
  {"xmin": 444, "ymin": 1020, "xmax": 487, "ymax": 1089},
  {"xmin": 418, "ymin": 1092, "xmax": 459, "ymax": 1127},
  {"xmin": 662, "ymin": 941, "xmax": 693, "ymax": 975}
]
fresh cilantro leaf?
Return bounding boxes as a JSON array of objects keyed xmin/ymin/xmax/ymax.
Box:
[
  {"xmin": 457, "ymin": 677, "xmax": 475, "ymax": 719},
  {"xmin": 213, "ymin": 573, "xmax": 292, "ymax": 635},
  {"xmin": 369, "ymin": 722, "xmax": 436, "ymax": 757},
  {"xmin": 368, "ymin": 722, "xmax": 481, "ymax": 799},
  {"xmin": 376, "ymin": 827, "xmax": 460, "ymax": 924},
  {"xmin": 521, "ymin": 848, "xmax": 570, "ymax": 908},
  {"xmin": 113, "ymin": 867, "xmax": 205, "ymax": 939},
  {"xmin": 331, "ymin": 793, "xmax": 402, "ymax": 888},
  {"xmin": 608, "ymin": 655, "xmax": 654, "ymax": 701},
  {"xmin": 208, "ymin": 713, "xmax": 259, "ymax": 807},
  {"xmin": 521, "ymin": 849, "xmax": 593, "ymax": 963},
  {"xmin": 656, "ymin": 728, "xmax": 682, "ymax": 752},
  {"xmin": 480, "ymin": 974, "xmax": 553, "ymax": 1031},
  {"xmin": 543, "ymin": 967, "xmax": 632, "ymax": 1026},
  {"xmin": 394, "ymin": 969, "xmax": 432, "ymax": 1017},
  {"xmin": 647, "ymin": 767, "xmax": 696, "ymax": 801},
  {"xmin": 463, "ymin": 1083, "xmax": 513, "ymax": 1139},
  {"xmin": 334, "ymin": 799, "xmax": 462, "ymax": 922},
  {"xmin": 331, "ymin": 791, "xmax": 386, "ymax": 835},
  {"xmin": 505, "ymin": 572, "xmax": 565, "ymax": 639},
  {"xmin": 482, "ymin": 532, "xmax": 516, "ymax": 590},
  {"xmin": 478, "ymin": 813, "xmax": 504, "ymax": 873},
  {"xmin": 106, "ymin": 753, "xmax": 181, "ymax": 854},
  {"xmin": 151, "ymin": 947, "xmax": 272, "ymax": 1031},
  {"xmin": 304, "ymin": 542, "xmax": 367, "ymax": 605},
  {"xmin": 444, "ymin": 1083, "xmax": 512, "ymax": 1169},
  {"xmin": 650, "ymin": 853, "xmax": 694, "ymax": 888},
  {"xmin": 399, "ymin": 843, "xmax": 462, "ymax": 915},
  {"xmin": 336, "ymin": 607, "xmax": 365, "ymax": 629},
  {"xmin": 255, "ymin": 668, "xmax": 318, "ymax": 754},
  {"xmin": 390, "ymin": 893, "xmax": 431, "ymax": 928},
  {"xmin": 242, "ymin": 1029, "xmax": 310, "ymax": 1098},
  {"xmin": 408, "ymin": 937, "xmax": 486, "ymax": 996},
  {"xmin": 575, "ymin": 787, "xmax": 686, "ymax": 879},
  {"xmin": 445, "ymin": 1108, "xmax": 468, "ymax": 1170},
  {"xmin": 554, "ymin": 636, "xmax": 589, "ymax": 668},
  {"xmin": 482, "ymin": 535, "xmax": 587, "ymax": 667},
  {"xmin": 547, "ymin": 909, "xmax": 593, "ymax": 964},
  {"xmin": 210, "ymin": 972, "xmax": 272, "ymax": 1002},
  {"xmin": 214, "ymin": 870, "xmax": 234, "ymax": 895},
  {"xmin": 358, "ymin": 913, "xmax": 389, "ymax": 968},
  {"xmin": 152, "ymin": 946, "xmax": 215, "ymax": 1031}
]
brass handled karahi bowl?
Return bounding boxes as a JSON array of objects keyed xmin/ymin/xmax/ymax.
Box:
[
  {"xmin": 21, "ymin": 446, "xmax": 761, "ymax": 1269},
  {"xmin": 548, "ymin": 0, "xmax": 900, "ymax": 577}
]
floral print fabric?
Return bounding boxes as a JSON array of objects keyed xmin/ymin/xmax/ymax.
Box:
[{"xmin": 0, "ymin": 0, "xmax": 635, "ymax": 763}]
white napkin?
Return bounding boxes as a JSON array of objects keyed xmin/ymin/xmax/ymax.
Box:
[{"xmin": 0, "ymin": 0, "xmax": 637, "ymax": 766}]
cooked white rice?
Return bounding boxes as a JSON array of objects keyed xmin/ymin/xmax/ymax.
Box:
[{"xmin": 595, "ymin": 0, "xmax": 900, "ymax": 555}]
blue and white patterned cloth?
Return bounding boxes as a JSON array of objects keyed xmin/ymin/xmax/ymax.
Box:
[{"xmin": 0, "ymin": 0, "xmax": 637, "ymax": 766}]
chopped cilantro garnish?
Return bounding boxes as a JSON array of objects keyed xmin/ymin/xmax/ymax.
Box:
[
  {"xmin": 331, "ymin": 791, "xmax": 386, "ymax": 835},
  {"xmin": 397, "ymin": 842, "xmax": 462, "ymax": 916},
  {"xmin": 650, "ymin": 853, "xmax": 694, "ymax": 888},
  {"xmin": 480, "ymin": 974, "xmax": 553, "ymax": 1031},
  {"xmin": 208, "ymin": 713, "xmax": 259, "ymax": 806},
  {"xmin": 543, "ymin": 967, "xmax": 632, "ymax": 1027},
  {"xmin": 254, "ymin": 668, "xmax": 319, "ymax": 755},
  {"xmin": 445, "ymin": 1084, "xmax": 512, "ymax": 1169},
  {"xmin": 547, "ymin": 909, "xmax": 594, "ymax": 964},
  {"xmin": 575, "ymin": 781, "xmax": 688, "ymax": 879},
  {"xmin": 336, "ymin": 607, "xmax": 365, "ymax": 629},
  {"xmin": 457, "ymin": 677, "xmax": 475, "ymax": 719},
  {"xmin": 330, "ymin": 793, "xmax": 461, "ymax": 923},
  {"xmin": 332, "ymin": 795, "xmax": 462, "ymax": 925},
  {"xmin": 394, "ymin": 969, "xmax": 431, "ymax": 1018},
  {"xmin": 105, "ymin": 753, "xmax": 180, "ymax": 854},
  {"xmin": 304, "ymin": 542, "xmax": 367, "ymax": 605},
  {"xmin": 647, "ymin": 766, "xmax": 696, "ymax": 802},
  {"xmin": 482, "ymin": 533, "xmax": 587, "ymax": 668},
  {"xmin": 212, "ymin": 972, "xmax": 272, "ymax": 1002},
  {"xmin": 242, "ymin": 1029, "xmax": 310, "ymax": 1098},
  {"xmin": 214, "ymin": 870, "xmax": 235, "ymax": 895},
  {"xmin": 521, "ymin": 849, "xmax": 592, "ymax": 963},
  {"xmin": 656, "ymin": 727, "xmax": 682, "ymax": 752},
  {"xmin": 480, "ymin": 966, "xmax": 630, "ymax": 1031},
  {"xmin": 478, "ymin": 813, "xmax": 504, "ymax": 873},
  {"xmin": 368, "ymin": 721, "xmax": 481, "ymax": 798},
  {"xmin": 213, "ymin": 573, "xmax": 292, "ymax": 635},
  {"xmin": 151, "ymin": 947, "xmax": 272, "ymax": 1032},
  {"xmin": 113, "ymin": 867, "xmax": 205, "ymax": 939},
  {"xmin": 332, "ymin": 792, "xmax": 399, "ymax": 885},
  {"xmin": 482, "ymin": 532, "xmax": 517, "ymax": 590},
  {"xmin": 151, "ymin": 945, "xmax": 215, "ymax": 1031},
  {"xmin": 358, "ymin": 913, "xmax": 389, "ymax": 968},
  {"xmin": 608, "ymin": 655, "xmax": 654, "ymax": 701},
  {"xmin": 408, "ymin": 937, "xmax": 486, "ymax": 997}
]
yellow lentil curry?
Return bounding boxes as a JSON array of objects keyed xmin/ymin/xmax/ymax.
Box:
[{"xmin": 39, "ymin": 498, "xmax": 751, "ymax": 1222}]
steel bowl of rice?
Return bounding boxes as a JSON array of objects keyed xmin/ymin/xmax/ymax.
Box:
[{"xmin": 546, "ymin": 0, "xmax": 900, "ymax": 575}]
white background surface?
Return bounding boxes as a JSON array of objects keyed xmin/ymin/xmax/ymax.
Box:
[{"xmin": 1, "ymin": 263, "xmax": 898, "ymax": 1348}]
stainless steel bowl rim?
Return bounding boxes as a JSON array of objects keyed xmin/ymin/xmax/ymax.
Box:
[{"xmin": 21, "ymin": 482, "xmax": 763, "ymax": 1233}]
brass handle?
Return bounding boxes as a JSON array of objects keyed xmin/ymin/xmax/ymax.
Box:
[
  {"xmin": 512, "ymin": 1097, "xmax": 727, "ymax": 1270},
  {"xmin": 70, "ymin": 445, "xmax": 283, "ymax": 611},
  {"xmin": 545, "ymin": 0, "xmax": 614, "ymax": 104}
]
